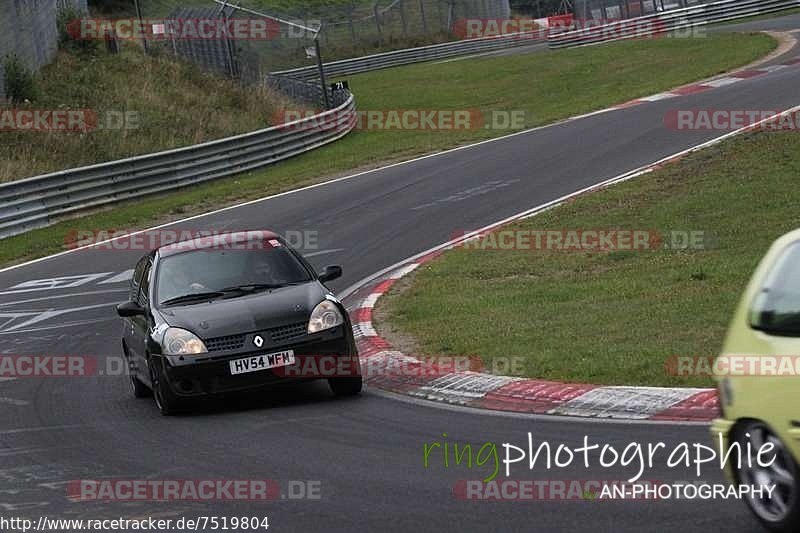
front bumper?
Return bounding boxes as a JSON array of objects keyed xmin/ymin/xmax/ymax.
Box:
[{"xmin": 157, "ymin": 326, "xmax": 359, "ymax": 397}]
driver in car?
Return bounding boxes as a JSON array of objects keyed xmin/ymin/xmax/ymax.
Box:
[{"xmin": 159, "ymin": 264, "xmax": 207, "ymax": 301}]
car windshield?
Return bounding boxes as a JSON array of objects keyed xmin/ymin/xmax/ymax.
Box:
[
  {"xmin": 156, "ymin": 244, "xmax": 312, "ymax": 306},
  {"xmin": 750, "ymin": 241, "xmax": 800, "ymax": 334}
]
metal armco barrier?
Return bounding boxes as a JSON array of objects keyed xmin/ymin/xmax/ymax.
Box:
[
  {"xmin": 548, "ymin": 0, "xmax": 800, "ymax": 48},
  {"xmin": 270, "ymin": 30, "xmax": 544, "ymax": 81},
  {"xmin": 2, "ymin": 23, "xmax": 550, "ymax": 240},
  {"xmin": 0, "ymin": 94, "xmax": 357, "ymax": 239}
]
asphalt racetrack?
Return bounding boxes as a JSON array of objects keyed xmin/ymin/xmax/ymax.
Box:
[{"xmin": 2, "ymin": 15, "xmax": 800, "ymax": 533}]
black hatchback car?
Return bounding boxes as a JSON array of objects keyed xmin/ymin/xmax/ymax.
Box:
[{"xmin": 116, "ymin": 230, "xmax": 362, "ymax": 415}]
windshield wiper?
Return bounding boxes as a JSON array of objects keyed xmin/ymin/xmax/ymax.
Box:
[
  {"xmin": 219, "ymin": 282, "xmax": 306, "ymax": 294},
  {"xmin": 161, "ymin": 282, "xmax": 308, "ymax": 306},
  {"xmin": 160, "ymin": 291, "xmax": 226, "ymax": 306}
]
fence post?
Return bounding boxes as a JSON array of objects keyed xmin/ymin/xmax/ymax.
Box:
[
  {"xmin": 419, "ymin": 0, "xmax": 428, "ymax": 34},
  {"xmin": 373, "ymin": 2, "xmax": 383, "ymax": 44},
  {"xmin": 133, "ymin": 0, "xmax": 149, "ymax": 55},
  {"xmin": 399, "ymin": 0, "xmax": 408, "ymax": 38},
  {"xmin": 347, "ymin": 7, "xmax": 357, "ymax": 44},
  {"xmin": 314, "ymin": 35, "xmax": 331, "ymax": 109},
  {"xmin": 446, "ymin": 0, "xmax": 454, "ymax": 32}
]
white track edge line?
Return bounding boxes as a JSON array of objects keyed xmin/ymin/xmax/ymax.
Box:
[{"xmin": 340, "ymin": 103, "xmax": 800, "ymax": 301}]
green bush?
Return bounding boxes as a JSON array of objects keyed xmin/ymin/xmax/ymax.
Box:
[
  {"xmin": 57, "ymin": 6, "xmax": 99, "ymax": 53},
  {"xmin": 3, "ymin": 55, "xmax": 37, "ymax": 103}
]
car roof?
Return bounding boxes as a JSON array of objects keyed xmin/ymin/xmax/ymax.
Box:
[{"xmin": 157, "ymin": 230, "xmax": 281, "ymax": 258}]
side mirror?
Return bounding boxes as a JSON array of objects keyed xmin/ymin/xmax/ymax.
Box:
[
  {"xmin": 116, "ymin": 301, "xmax": 145, "ymax": 317},
  {"xmin": 318, "ymin": 265, "xmax": 342, "ymax": 283}
]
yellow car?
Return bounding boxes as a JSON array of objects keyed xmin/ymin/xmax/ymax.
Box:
[{"xmin": 711, "ymin": 229, "xmax": 800, "ymax": 532}]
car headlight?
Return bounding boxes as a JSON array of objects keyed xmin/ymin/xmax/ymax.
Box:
[
  {"xmin": 308, "ymin": 300, "xmax": 343, "ymax": 334},
  {"xmin": 162, "ymin": 327, "xmax": 208, "ymax": 355}
]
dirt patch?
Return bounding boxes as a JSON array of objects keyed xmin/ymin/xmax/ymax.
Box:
[{"xmin": 372, "ymin": 272, "xmax": 426, "ymax": 358}]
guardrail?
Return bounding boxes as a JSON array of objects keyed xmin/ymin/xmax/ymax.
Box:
[
  {"xmin": 2, "ymin": 23, "xmax": 550, "ymax": 240},
  {"xmin": 0, "ymin": 93, "xmax": 357, "ymax": 239},
  {"xmin": 270, "ymin": 30, "xmax": 544, "ymax": 81},
  {"xmin": 548, "ymin": 0, "xmax": 800, "ymax": 48}
]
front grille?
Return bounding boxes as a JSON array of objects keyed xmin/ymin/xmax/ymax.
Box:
[
  {"xmin": 203, "ymin": 322, "xmax": 308, "ymax": 352},
  {"xmin": 205, "ymin": 334, "xmax": 246, "ymax": 352},
  {"xmin": 268, "ymin": 322, "xmax": 307, "ymax": 343}
]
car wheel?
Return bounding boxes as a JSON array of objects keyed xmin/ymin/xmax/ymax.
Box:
[
  {"xmin": 735, "ymin": 421, "xmax": 800, "ymax": 532},
  {"xmin": 148, "ymin": 358, "xmax": 182, "ymax": 416},
  {"xmin": 328, "ymin": 376, "xmax": 363, "ymax": 397}
]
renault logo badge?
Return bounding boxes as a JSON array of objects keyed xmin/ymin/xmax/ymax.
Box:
[{"xmin": 253, "ymin": 335, "xmax": 264, "ymax": 347}]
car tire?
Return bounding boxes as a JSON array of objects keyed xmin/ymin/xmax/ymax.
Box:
[
  {"xmin": 328, "ymin": 376, "xmax": 363, "ymax": 397},
  {"xmin": 734, "ymin": 421, "xmax": 800, "ymax": 533},
  {"xmin": 148, "ymin": 358, "xmax": 183, "ymax": 416}
]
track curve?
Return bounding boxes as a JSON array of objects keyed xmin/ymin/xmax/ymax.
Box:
[{"xmin": 1, "ymin": 19, "xmax": 800, "ymax": 532}]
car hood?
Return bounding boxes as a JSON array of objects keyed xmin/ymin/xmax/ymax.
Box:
[{"xmin": 157, "ymin": 282, "xmax": 328, "ymax": 338}]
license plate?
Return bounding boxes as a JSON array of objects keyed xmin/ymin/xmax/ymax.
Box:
[{"xmin": 229, "ymin": 350, "xmax": 295, "ymax": 375}]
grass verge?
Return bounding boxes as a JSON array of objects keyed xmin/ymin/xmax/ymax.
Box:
[
  {"xmin": 0, "ymin": 32, "xmax": 775, "ymax": 268},
  {"xmin": 0, "ymin": 44, "xmax": 297, "ymax": 182},
  {"xmin": 376, "ymin": 130, "xmax": 800, "ymax": 388}
]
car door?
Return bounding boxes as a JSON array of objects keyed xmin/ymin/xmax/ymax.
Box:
[
  {"xmin": 742, "ymin": 240, "xmax": 800, "ymax": 437},
  {"xmin": 127, "ymin": 256, "xmax": 152, "ymax": 381},
  {"xmin": 122, "ymin": 256, "xmax": 147, "ymax": 361}
]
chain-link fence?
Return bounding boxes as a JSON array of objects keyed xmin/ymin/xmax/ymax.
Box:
[
  {"xmin": 0, "ymin": 0, "xmax": 88, "ymax": 100},
  {"xmin": 572, "ymin": 0, "xmax": 705, "ymax": 19},
  {"xmin": 136, "ymin": 0, "xmax": 512, "ymax": 84}
]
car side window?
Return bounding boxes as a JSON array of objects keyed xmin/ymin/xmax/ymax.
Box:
[
  {"xmin": 137, "ymin": 259, "xmax": 153, "ymax": 307},
  {"xmin": 749, "ymin": 241, "xmax": 800, "ymax": 336},
  {"xmin": 130, "ymin": 257, "xmax": 147, "ymax": 302}
]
